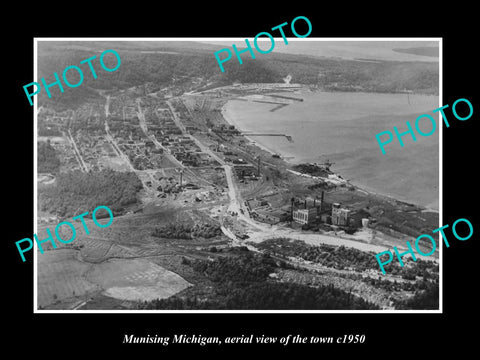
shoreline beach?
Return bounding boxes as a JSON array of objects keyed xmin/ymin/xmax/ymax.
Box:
[{"xmin": 221, "ymin": 106, "xmax": 282, "ymax": 157}]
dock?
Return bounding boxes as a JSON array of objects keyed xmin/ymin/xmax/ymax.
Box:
[{"xmin": 243, "ymin": 132, "xmax": 293, "ymax": 142}]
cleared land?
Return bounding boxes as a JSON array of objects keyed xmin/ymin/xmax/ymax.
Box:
[
  {"xmin": 36, "ymin": 209, "xmax": 224, "ymax": 309},
  {"xmin": 37, "ymin": 241, "xmax": 192, "ymax": 308},
  {"xmin": 87, "ymin": 258, "xmax": 191, "ymax": 301},
  {"xmin": 37, "ymin": 250, "xmax": 99, "ymax": 309}
]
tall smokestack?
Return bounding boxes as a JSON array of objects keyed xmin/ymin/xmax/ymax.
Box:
[{"xmin": 304, "ymin": 200, "xmax": 307, "ymax": 209}]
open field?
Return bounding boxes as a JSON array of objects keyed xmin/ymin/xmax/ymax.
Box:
[
  {"xmin": 97, "ymin": 156, "xmax": 131, "ymax": 171},
  {"xmin": 87, "ymin": 258, "xmax": 192, "ymax": 301},
  {"xmin": 37, "ymin": 249, "xmax": 99, "ymax": 309},
  {"xmin": 37, "ymin": 242, "xmax": 194, "ymax": 308},
  {"xmin": 37, "ymin": 208, "xmax": 228, "ymax": 309}
]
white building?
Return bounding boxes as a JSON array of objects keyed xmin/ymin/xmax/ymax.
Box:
[{"xmin": 293, "ymin": 208, "xmax": 317, "ymax": 225}]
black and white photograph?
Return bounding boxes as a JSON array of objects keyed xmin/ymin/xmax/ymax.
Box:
[
  {"xmin": 34, "ymin": 39, "xmax": 440, "ymax": 312},
  {"xmin": 6, "ymin": 7, "xmax": 478, "ymax": 355}
]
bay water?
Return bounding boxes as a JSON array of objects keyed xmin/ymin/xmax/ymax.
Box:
[{"xmin": 223, "ymin": 90, "xmax": 440, "ymax": 210}]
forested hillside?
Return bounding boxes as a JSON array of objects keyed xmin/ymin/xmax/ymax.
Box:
[
  {"xmin": 39, "ymin": 169, "xmax": 143, "ymax": 217},
  {"xmin": 36, "ymin": 41, "xmax": 439, "ymax": 110},
  {"xmin": 135, "ymin": 252, "xmax": 379, "ymax": 310},
  {"xmin": 38, "ymin": 141, "xmax": 61, "ymax": 173}
]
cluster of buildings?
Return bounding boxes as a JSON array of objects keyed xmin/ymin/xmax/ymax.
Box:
[
  {"xmin": 109, "ymin": 120, "xmax": 143, "ymax": 139},
  {"xmin": 143, "ymin": 104, "xmax": 218, "ymax": 168},
  {"xmin": 233, "ymin": 164, "xmax": 260, "ymax": 182},
  {"xmin": 209, "ymin": 142, "xmax": 261, "ymax": 183},
  {"xmin": 245, "ymin": 192, "xmax": 370, "ymax": 231},
  {"xmin": 245, "ymin": 198, "xmax": 290, "ymax": 224},
  {"xmin": 107, "ymin": 100, "xmax": 217, "ymax": 169},
  {"xmin": 71, "ymin": 129, "xmax": 125, "ymax": 172},
  {"xmin": 161, "ymin": 135, "xmax": 216, "ymax": 167},
  {"xmin": 107, "ymin": 120, "xmax": 164, "ymax": 170},
  {"xmin": 150, "ymin": 109, "xmax": 182, "ymax": 136},
  {"xmin": 210, "ymin": 123, "xmax": 240, "ymax": 136},
  {"xmin": 169, "ymin": 98, "xmax": 199, "ymax": 131},
  {"xmin": 293, "ymin": 197, "xmax": 369, "ymax": 229},
  {"xmin": 124, "ymin": 142, "xmax": 164, "ymax": 170}
]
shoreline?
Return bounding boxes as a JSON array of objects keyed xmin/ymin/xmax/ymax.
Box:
[
  {"xmin": 333, "ymin": 174, "xmax": 439, "ymax": 212},
  {"xmin": 220, "ymin": 95, "xmax": 439, "ymax": 212},
  {"xmin": 221, "ymin": 105, "xmax": 283, "ymax": 158}
]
